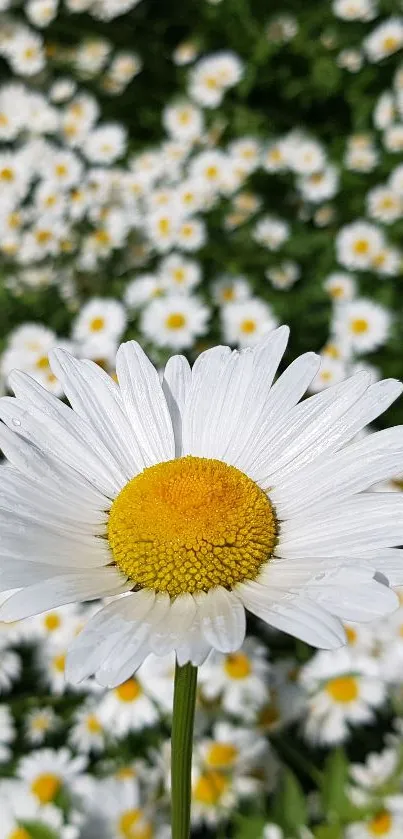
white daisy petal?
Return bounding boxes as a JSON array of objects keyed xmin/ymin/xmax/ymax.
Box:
[
  {"xmin": 95, "ymin": 593, "xmax": 171, "ymax": 687},
  {"xmin": 0, "ymin": 422, "xmax": 110, "ymax": 509},
  {"xmin": 0, "ymin": 518, "xmax": 111, "ymax": 568},
  {"xmin": 0, "ymin": 558, "xmax": 88, "ymax": 590},
  {"xmin": 149, "ymin": 592, "xmax": 197, "ymax": 655},
  {"xmin": 116, "ymin": 341, "xmax": 175, "ymax": 465},
  {"xmin": 272, "ymin": 426, "xmax": 403, "ymax": 517},
  {"xmin": 278, "ymin": 495, "xmax": 403, "ymax": 556},
  {"xmin": 182, "ymin": 345, "xmax": 232, "ymax": 455},
  {"xmin": 0, "ymin": 567, "xmax": 130, "ymax": 621},
  {"xmin": 66, "ymin": 590, "xmax": 156, "ymax": 683},
  {"xmin": 304, "ymin": 566, "xmax": 399, "ymax": 621},
  {"xmin": 0, "ymin": 395, "xmax": 123, "ymax": 498},
  {"xmin": 162, "ymin": 355, "xmax": 192, "ymax": 457},
  {"xmin": 239, "ymin": 581, "xmax": 346, "ymax": 648},
  {"xmin": 199, "ymin": 586, "xmax": 246, "ymax": 653},
  {"xmin": 49, "ymin": 350, "xmax": 146, "ymax": 478}
]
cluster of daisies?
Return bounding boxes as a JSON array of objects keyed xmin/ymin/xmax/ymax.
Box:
[{"xmin": 3, "ymin": 589, "xmax": 403, "ymax": 835}]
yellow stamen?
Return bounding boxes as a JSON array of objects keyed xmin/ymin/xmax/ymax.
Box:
[
  {"xmin": 115, "ymin": 678, "xmax": 142, "ymax": 702},
  {"xmin": 31, "ymin": 773, "xmax": 61, "ymax": 804},
  {"xmin": 206, "ymin": 742, "xmax": 238, "ymax": 768},
  {"xmin": 224, "ymin": 652, "xmax": 252, "ymax": 679},
  {"xmin": 165, "ymin": 313, "xmax": 186, "ymax": 330},
  {"xmin": 240, "ymin": 319, "xmax": 257, "ymax": 334},
  {"xmin": 90, "ymin": 316, "xmax": 105, "ymax": 332},
  {"xmin": 193, "ymin": 770, "xmax": 228, "ymax": 805},
  {"xmin": 326, "ymin": 675, "xmax": 359, "ymax": 703},
  {"xmin": 118, "ymin": 809, "xmax": 152, "ymax": 839},
  {"xmin": 108, "ymin": 457, "xmax": 276, "ymax": 597},
  {"xmin": 369, "ymin": 810, "xmax": 392, "ymax": 836},
  {"xmin": 351, "ymin": 317, "xmax": 369, "ymax": 335}
]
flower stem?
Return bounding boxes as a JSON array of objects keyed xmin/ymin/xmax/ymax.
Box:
[{"xmin": 171, "ymin": 660, "xmax": 198, "ymax": 839}]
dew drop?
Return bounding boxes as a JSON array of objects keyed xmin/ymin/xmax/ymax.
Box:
[{"xmin": 12, "ymin": 418, "xmax": 21, "ymax": 427}]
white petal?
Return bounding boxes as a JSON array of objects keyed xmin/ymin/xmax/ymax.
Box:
[
  {"xmin": 49, "ymin": 350, "xmax": 145, "ymax": 478},
  {"xmin": 116, "ymin": 341, "xmax": 175, "ymax": 466},
  {"xmin": 271, "ymin": 426, "xmax": 403, "ymax": 518},
  {"xmin": 239, "ymin": 581, "xmax": 346, "ymax": 648},
  {"xmin": 0, "ymin": 513, "xmax": 111, "ymax": 567},
  {"xmin": 0, "ymin": 395, "xmax": 123, "ymax": 498},
  {"xmin": 0, "ymin": 422, "xmax": 109, "ymax": 509},
  {"xmin": 366, "ymin": 548, "xmax": 403, "ymax": 586},
  {"xmin": 252, "ymin": 371, "xmax": 371, "ymax": 486},
  {"xmin": 149, "ymin": 593, "xmax": 197, "ymax": 655},
  {"xmin": 162, "ymin": 355, "xmax": 191, "ymax": 457},
  {"xmin": 305, "ymin": 566, "xmax": 398, "ymax": 622},
  {"xmin": 278, "ymin": 495, "xmax": 403, "ymax": 556},
  {"xmin": 182, "ymin": 345, "xmax": 231, "ymax": 455},
  {"xmin": 0, "ymin": 559, "xmax": 89, "ymax": 590},
  {"xmin": 0, "ymin": 567, "xmax": 130, "ymax": 621},
  {"xmin": 95, "ymin": 593, "xmax": 171, "ymax": 686},
  {"xmin": 66, "ymin": 590, "xmax": 156, "ymax": 683},
  {"xmin": 199, "ymin": 586, "xmax": 246, "ymax": 653}
]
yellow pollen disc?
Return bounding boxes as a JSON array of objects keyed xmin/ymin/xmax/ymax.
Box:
[
  {"xmin": 353, "ymin": 239, "xmax": 369, "ymax": 255},
  {"xmin": 158, "ymin": 218, "xmax": 170, "ymax": 235},
  {"xmin": 116, "ymin": 766, "xmax": 137, "ymax": 780},
  {"xmin": 52, "ymin": 654, "xmax": 66, "ymax": 673},
  {"xmin": 55, "ymin": 164, "xmax": 68, "ymax": 177},
  {"xmin": 330, "ymin": 285, "xmax": 343, "ymax": 299},
  {"xmin": 0, "ymin": 167, "xmax": 14, "ymax": 181},
  {"xmin": 118, "ymin": 809, "xmax": 153, "ymax": 839},
  {"xmin": 326, "ymin": 675, "xmax": 359, "ymax": 703},
  {"xmin": 32, "ymin": 715, "xmax": 50, "ymax": 732},
  {"xmin": 222, "ymin": 287, "xmax": 235, "ymax": 302},
  {"xmin": 224, "ymin": 652, "xmax": 252, "ymax": 679},
  {"xmin": 240, "ymin": 319, "xmax": 257, "ymax": 334},
  {"xmin": 173, "ymin": 268, "xmax": 185, "ymax": 283},
  {"xmin": 90, "ymin": 316, "xmax": 105, "ymax": 332},
  {"xmin": 115, "ymin": 678, "xmax": 142, "ymax": 702},
  {"xmin": 86, "ymin": 714, "xmax": 102, "ymax": 733},
  {"xmin": 193, "ymin": 770, "xmax": 228, "ymax": 805},
  {"xmin": 383, "ymin": 36, "xmax": 398, "ymax": 51},
  {"xmin": 31, "ymin": 773, "xmax": 61, "ymax": 804},
  {"xmin": 345, "ymin": 626, "xmax": 357, "ymax": 645},
  {"xmin": 165, "ymin": 312, "xmax": 186, "ymax": 330},
  {"xmin": 369, "ymin": 811, "xmax": 392, "ymax": 836},
  {"xmin": 44, "ymin": 612, "xmax": 61, "ymax": 631},
  {"xmin": 107, "ymin": 456, "xmax": 277, "ymax": 597},
  {"xmin": 35, "ymin": 230, "xmax": 51, "ymax": 244},
  {"xmin": 206, "ymin": 742, "xmax": 238, "ymax": 768},
  {"xmin": 9, "ymin": 830, "xmax": 31, "ymax": 839},
  {"xmin": 205, "ymin": 165, "xmax": 218, "ymax": 179},
  {"xmin": 36, "ymin": 355, "xmax": 50, "ymax": 371},
  {"xmin": 351, "ymin": 317, "xmax": 369, "ymax": 335}
]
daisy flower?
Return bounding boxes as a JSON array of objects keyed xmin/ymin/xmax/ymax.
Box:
[
  {"xmin": 159, "ymin": 254, "xmax": 201, "ymax": 294},
  {"xmin": 346, "ymin": 809, "xmax": 403, "ymax": 839},
  {"xmin": 364, "ymin": 18, "xmax": 403, "ymax": 63},
  {"xmin": 334, "ymin": 299, "xmax": 392, "ymax": 353},
  {"xmin": 323, "ymin": 272, "xmax": 357, "ymax": 302},
  {"xmin": 18, "ymin": 747, "xmax": 87, "ymax": 806},
  {"xmin": 336, "ymin": 221, "xmax": 385, "ymax": 270},
  {"xmin": 72, "ymin": 298, "xmax": 127, "ymax": 345},
  {"xmin": 300, "ymin": 647, "xmax": 386, "ymax": 745},
  {"xmin": 25, "ymin": 707, "xmax": 58, "ymax": 745},
  {"xmin": 140, "ymin": 295, "xmax": 209, "ymax": 349},
  {"xmin": 0, "ymin": 328, "xmax": 401, "ymax": 691},
  {"xmin": 221, "ymin": 298, "xmax": 278, "ymax": 347},
  {"xmin": 97, "ymin": 677, "xmax": 158, "ymax": 735},
  {"xmin": 198, "ymin": 638, "xmax": 270, "ymax": 720},
  {"xmin": 69, "ymin": 705, "xmax": 105, "ymax": 753}
]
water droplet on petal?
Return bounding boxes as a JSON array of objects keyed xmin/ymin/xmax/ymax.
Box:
[{"xmin": 12, "ymin": 418, "xmax": 21, "ymax": 427}]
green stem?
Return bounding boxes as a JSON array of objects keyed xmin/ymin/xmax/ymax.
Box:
[{"xmin": 171, "ymin": 661, "xmax": 198, "ymax": 839}]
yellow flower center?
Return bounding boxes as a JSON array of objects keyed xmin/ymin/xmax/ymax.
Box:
[
  {"xmin": 326, "ymin": 675, "xmax": 359, "ymax": 703},
  {"xmin": 9, "ymin": 830, "xmax": 32, "ymax": 839},
  {"xmin": 383, "ymin": 36, "xmax": 399, "ymax": 52},
  {"xmin": 36, "ymin": 355, "xmax": 50, "ymax": 371},
  {"xmin": 44, "ymin": 612, "xmax": 61, "ymax": 631},
  {"xmin": 31, "ymin": 773, "xmax": 61, "ymax": 804},
  {"xmin": 52, "ymin": 653, "xmax": 66, "ymax": 673},
  {"xmin": 206, "ymin": 742, "xmax": 238, "ymax": 768},
  {"xmin": 351, "ymin": 317, "xmax": 369, "ymax": 334},
  {"xmin": 94, "ymin": 230, "xmax": 111, "ymax": 245},
  {"xmin": 353, "ymin": 239, "xmax": 369, "ymax": 255},
  {"xmin": 35, "ymin": 230, "xmax": 52, "ymax": 245},
  {"xmin": 55, "ymin": 164, "xmax": 68, "ymax": 178},
  {"xmin": 115, "ymin": 678, "xmax": 142, "ymax": 702},
  {"xmin": 108, "ymin": 456, "xmax": 277, "ymax": 597},
  {"xmin": 178, "ymin": 110, "xmax": 191, "ymax": 125},
  {"xmin": 240, "ymin": 319, "xmax": 257, "ymax": 334},
  {"xmin": 158, "ymin": 218, "xmax": 171, "ymax": 235},
  {"xmin": 118, "ymin": 809, "xmax": 153, "ymax": 839},
  {"xmin": 222, "ymin": 287, "xmax": 235, "ymax": 302},
  {"xmin": 205, "ymin": 165, "xmax": 218, "ymax": 180},
  {"xmin": 369, "ymin": 811, "xmax": 392, "ymax": 836},
  {"xmin": 173, "ymin": 268, "xmax": 185, "ymax": 283},
  {"xmin": 329, "ymin": 285, "xmax": 344, "ymax": 299},
  {"xmin": 165, "ymin": 313, "xmax": 186, "ymax": 330},
  {"xmin": 90, "ymin": 316, "xmax": 105, "ymax": 332},
  {"xmin": 32, "ymin": 715, "xmax": 51, "ymax": 732},
  {"xmin": 0, "ymin": 166, "xmax": 14, "ymax": 181},
  {"xmin": 86, "ymin": 714, "xmax": 102, "ymax": 733},
  {"xmin": 345, "ymin": 626, "xmax": 357, "ymax": 645},
  {"xmin": 224, "ymin": 652, "xmax": 252, "ymax": 679},
  {"xmin": 193, "ymin": 770, "xmax": 228, "ymax": 805}
]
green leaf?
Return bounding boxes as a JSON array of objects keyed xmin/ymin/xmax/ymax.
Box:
[
  {"xmin": 321, "ymin": 748, "xmax": 350, "ymax": 818},
  {"xmin": 272, "ymin": 768, "xmax": 308, "ymax": 832},
  {"xmin": 234, "ymin": 815, "xmax": 267, "ymax": 839},
  {"xmin": 314, "ymin": 825, "xmax": 343, "ymax": 839},
  {"xmin": 21, "ymin": 822, "xmax": 59, "ymax": 839}
]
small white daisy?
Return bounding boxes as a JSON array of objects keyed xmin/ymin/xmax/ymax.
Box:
[
  {"xmin": 221, "ymin": 299, "xmax": 278, "ymax": 347},
  {"xmin": 97, "ymin": 676, "xmax": 158, "ymax": 735},
  {"xmin": 140, "ymin": 295, "xmax": 209, "ymax": 349},
  {"xmin": 334, "ymin": 298, "xmax": 392, "ymax": 353}
]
